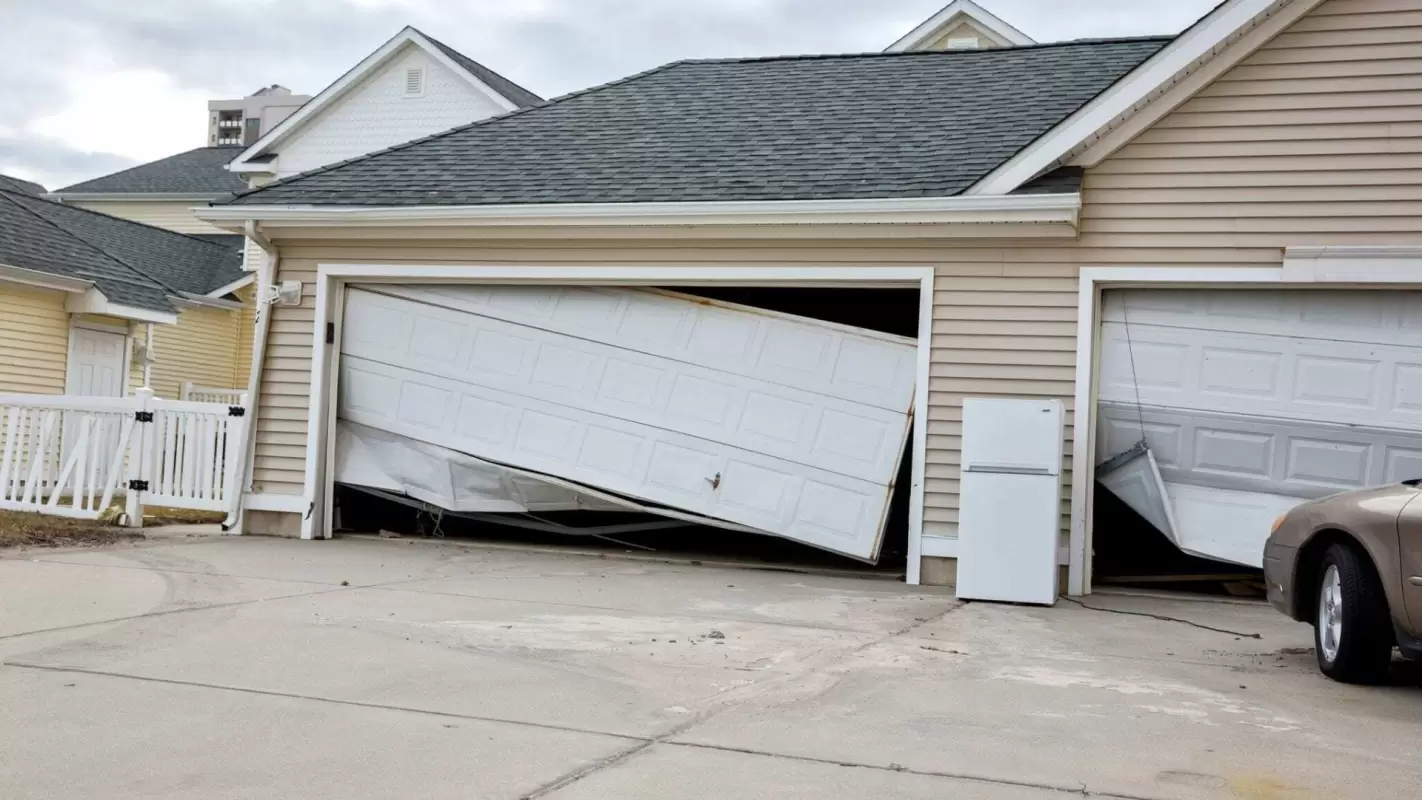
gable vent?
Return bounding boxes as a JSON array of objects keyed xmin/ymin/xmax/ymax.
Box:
[{"xmin": 404, "ymin": 67, "xmax": 425, "ymax": 96}]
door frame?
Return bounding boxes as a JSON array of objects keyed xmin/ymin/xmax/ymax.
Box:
[
  {"xmin": 65, "ymin": 318, "xmax": 132, "ymax": 397},
  {"xmin": 301, "ymin": 263, "xmax": 936, "ymax": 583},
  {"xmin": 1070, "ymin": 254, "xmax": 1422, "ymax": 596}
]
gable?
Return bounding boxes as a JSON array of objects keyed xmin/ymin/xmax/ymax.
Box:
[
  {"xmin": 919, "ymin": 19, "xmax": 1018, "ymax": 50},
  {"xmin": 1081, "ymin": 0, "xmax": 1422, "ymax": 249},
  {"xmin": 887, "ymin": 0, "xmax": 1035, "ymax": 52},
  {"xmin": 266, "ymin": 44, "xmax": 513, "ymax": 178}
]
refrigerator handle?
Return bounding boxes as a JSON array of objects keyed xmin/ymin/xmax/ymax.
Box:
[{"xmin": 964, "ymin": 464, "xmax": 1056, "ymax": 476}]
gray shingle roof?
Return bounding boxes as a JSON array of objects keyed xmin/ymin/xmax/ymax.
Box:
[
  {"xmin": 225, "ymin": 38, "xmax": 1167, "ymax": 208},
  {"xmin": 420, "ymin": 30, "xmax": 544, "ymax": 109},
  {"xmin": 55, "ymin": 146, "xmax": 248, "ymax": 196},
  {"xmin": 0, "ymin": 189, "xmax": 245, "ymax": 312},
  {"xmin": 0, "ymin": 173, "xmax": 45, "ymax": 196}
]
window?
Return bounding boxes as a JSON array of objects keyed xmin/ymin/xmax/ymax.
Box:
[{"xmin": 404, "ymin": 67, "xmax": 425, "ymax": 97}]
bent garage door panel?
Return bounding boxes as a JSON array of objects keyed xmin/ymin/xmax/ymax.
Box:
[{"xmin": 339, "ymin": 286, "xmax": 917, "ymax": 559}]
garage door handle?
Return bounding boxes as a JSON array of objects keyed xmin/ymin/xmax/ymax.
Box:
[{"xmin": 706, "ymin": 472, "xmax": 722, "ymax": 490}]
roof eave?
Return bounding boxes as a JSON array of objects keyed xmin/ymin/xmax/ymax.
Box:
[
  {"xmin": 63, "ymin": 287, "xmax": 179, "ymax": 325},
  {"xmin": 195, "ymin": 193, "xmax": 1081, "ymax": 234},
  {"xmin": 44, "ymin": 191, "xmax": 230, "ymax": 202},
  {"xmin": 0, "ymin": 262, "xmax": 94, "ymax": 293}
]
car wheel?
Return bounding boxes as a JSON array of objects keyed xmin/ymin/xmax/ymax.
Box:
[{"xmin": 1315, "ymin": 544, "xmax": 1394, "ymax": 684}]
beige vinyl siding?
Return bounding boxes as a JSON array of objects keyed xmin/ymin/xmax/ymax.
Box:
[
  {"xmin": 0, "ymin": 284, "xmax": 71, "ymax": 395},
  {"xmin": 68, "ymin": 200, "xmax": 227, "ymax": 235},
  {"xmin": 147, "ymin": 305, "xmax": 249, "ymax": 400}
]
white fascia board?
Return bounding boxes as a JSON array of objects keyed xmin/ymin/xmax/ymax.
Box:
[
  {"xmin": 195, "ymin": 192, "xmax": 1081, "ymax": 229},
  {"xmin": 64, "ymin": 287, "xmax": 179, "ymax": 325},
  {"xmin": 44, "ymin": 192, "xmax": 228, "ymax": 203},
  {"xmin": 174, "ymin": 293, "xmax": 245, "ymax": 311},
  {"xmin": 405, "ymin": 30, "xmax": 521, "ymax": 113},
  {"xmin": 204, "ymin": 273, "xmax": 257, "ymax": 298},
  {"xmin": 964, "ymin": 0, "xmax": 1286, "ymax": 196},
  {"xmin": 229, "ymin": 27, "xmax": 521, "ymax": 172},
  {"xmin": 229, "ymin": 28, "xmax": 422, "ymax": 169},
  {"xmin": 886, "ymin": 0, "xmax": 1034, "ymax": 52},
  {"xmin": 0, "ymin": 262, "xmax": 92, "ymax": 293}
]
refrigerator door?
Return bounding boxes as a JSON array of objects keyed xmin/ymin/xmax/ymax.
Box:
[
  {"xmin": 956, "ymin": 471, "xmax": 1062, "ymax": 605},
  {"xmin": 961, "ymin": 398, "xmax": 1064, "ymax": 476}
]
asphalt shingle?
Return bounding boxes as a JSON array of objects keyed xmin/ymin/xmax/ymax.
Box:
[
  {"xmin": 226, "ymin": 38, "xmax": 1167, "ymax": 208},
  {"xmin": 0, "ymin": 173, "xmax": 45, "ymax": 196},
  {"xmin": 0, "ymin": 189, "xmax": 246, "ymax": 311},
  {"xmin": 421, "ymin": 30, "xmax": 544, "ymax": 109},
  {"xmin": 56, "ymin": 146, "xmax": 248, "ymax": 196}
]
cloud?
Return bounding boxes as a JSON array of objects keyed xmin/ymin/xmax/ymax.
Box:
[{"xmin": 0, "ymin": 0, "xmax": 1217, "ymax": 189}]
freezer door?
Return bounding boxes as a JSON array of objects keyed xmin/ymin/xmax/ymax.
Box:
[
  {"xmin": 962, "ymin": 398, "xmax": 1064, "ymax": 476},
  {"xmin": 956, "ymin": 471, "xmax": 1062, "ymax": 605}
]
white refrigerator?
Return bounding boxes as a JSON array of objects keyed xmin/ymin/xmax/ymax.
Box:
[{"xmin": 955, "ymin": 398, "xmax": 1065, "ymax": 606}]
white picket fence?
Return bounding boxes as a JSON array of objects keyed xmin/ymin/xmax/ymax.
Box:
[
  {"xmin": 180, "ymin": 381, "xmax": 246, "ymax": 405},
  {"xmin": 0, "ymin": 388, "xmax": 249, "ymax": 525}
]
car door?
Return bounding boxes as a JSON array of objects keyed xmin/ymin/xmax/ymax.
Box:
[{"xmin": 1399, "ymin": 487, "xmax": 1422, "ymax": 630}]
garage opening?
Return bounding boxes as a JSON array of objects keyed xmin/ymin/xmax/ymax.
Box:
[
  {"xmin": 1091, "ymin": 288, "xmax": 1422, "ymax": 596},
  {"xmin": 329, "ymin": 282, "xmax": 922, "ymax": 578}
]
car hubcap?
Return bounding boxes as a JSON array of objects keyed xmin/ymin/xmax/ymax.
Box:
[{"xmin": 1318, "ymin": 565, "xmax": 1343, "ymax": 663}]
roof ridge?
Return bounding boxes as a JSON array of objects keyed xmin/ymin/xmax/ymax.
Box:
[
  {"xmin": 227, "ymin": 59, "xmax": 688, "ymax": 204},
  {"xmin": 677, "ymin": 35, "xmax": 1178, "ymax": 66},
  {"xmin": 0, "ymin": 189, "xmax": 176, "ymax": 298}
]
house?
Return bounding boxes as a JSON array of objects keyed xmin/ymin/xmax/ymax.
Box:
[
  {"xmin": 47, "ymin": 146, "xmax": 251, "ymax": 236},
  {"xmin": 197, "ymin": 0, "xmax": 1422, "ymax": 594},
  {"xmin": 886, "ymin": 0, "xmax": 1035, "ymax": 51},
  {"xmin": 0, "ymin": 187, "xmax": 249, "ymax": 400}
]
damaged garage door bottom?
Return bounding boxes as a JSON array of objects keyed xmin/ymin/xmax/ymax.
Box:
[{"xmin": 335, "ymin": 285, "xmax": 919, "ymax": 561}]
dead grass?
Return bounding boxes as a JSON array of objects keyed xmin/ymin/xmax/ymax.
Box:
[
  {"xmin": 0, "ymin": 510, "xmax": 143, "ymax": 549},
  {"xmin": 143, "ymin": 507, "xmax": 227, "ymax": 526}
]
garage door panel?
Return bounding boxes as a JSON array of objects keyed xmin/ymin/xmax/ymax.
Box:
[
  {"xmin": 1100, "ymin": 403, "xmax": 1422, "ymax": 498},
  {"xmin": 1103, "ymin": 289, "xmax": 1422, "ymax": 347},
  {"xmin": 370, "ymin": 285, "xmax": 916, "ymax": 411},
  {"xmin": 1099, "ymin": 319, "xmax": 1422, "ymax": 430},
  {"xmin": 345, "ymin": 290, "xmax": 906, "ymax": 483},
  {"xmin": 341, "ymin": 355, "xmax": 896, "ymax": 558}
]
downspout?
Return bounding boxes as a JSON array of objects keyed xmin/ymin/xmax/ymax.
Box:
[
  {"xmin": 142, "ymin": 324, "xmax": 154, "ymax": 388},
  {"xmin": 223, "ymin": 220, "xmax": 278, "ymax": 533}
]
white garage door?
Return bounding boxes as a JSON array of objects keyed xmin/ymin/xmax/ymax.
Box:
[
  {"xmin": 1097, "ymin": 289, "xmax": 1422, "ymax": 566},
  {"xmin": 338, "ymin": 285, "xmax": 917, "ymax": 560}
]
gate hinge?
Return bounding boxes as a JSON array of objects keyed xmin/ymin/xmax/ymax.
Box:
[
  {"xmin": 326, "ymin": 322, "xmax": 335, "ymax": 344},
  {"xmin": 128, "ymin": 479, "xmax": 149, "ymax": 491},
  {"xmin": 228, "ymin": 406, "xmax": 247, "ymax": 417},
  {"xmin": 134, "ymin": 411, "xmax": 154, "ymax": 423}
]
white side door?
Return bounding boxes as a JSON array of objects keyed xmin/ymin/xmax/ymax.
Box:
[{"xmin": 67, "ymin": 326, "xmax": 127, "ymax": 397}]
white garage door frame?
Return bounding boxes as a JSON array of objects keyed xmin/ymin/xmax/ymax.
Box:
[
  {"xmin": 1071, "ymin": 247, "xmax": 1422, "ymax": 596},
  {"xmin": 298, "ymin": 263, "xmax": 936, "ymax": 584}
]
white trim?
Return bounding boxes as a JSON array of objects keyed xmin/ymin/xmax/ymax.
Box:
[
  {"xmin": 965, "ymin": 0, "xmax": 1287, "ymax": 196},
  {"xmin": 45, "ymin": 192, "xmax": 227, "ymax": 203},
  {"xmin": 242, "ymin": 492, "xmax": 309, "ymax": 513},
  {"xmin": 1068, "ymin": 263, "xmax": 1422, "ymax": 596},
  {"xmin": 142, "ymin": 323, "xmax": 154, "ymax": 389},
  {"xmin": 0, "ymin": 262, "xmax": 92, "ymax": 293},
  {"xmin": 71, "ymin": 318, "xmax": 129, "ymax": 336},
  {"xmin": 195, "ymin": 193, "xmax": 1082, "ymax": 230},
  {"xmin": 204, "ymin": 273, "xmax": 256, "ymax": 298},
  {"xmin": 298, "ymin": 263, "xmax": 934, "ymax": 581},
  {"xmin": 886, "ymin": 0, "xmax": 1034, "ymax": 52},
  {"xmin": 228, "ymin": 27, "xmax": 520, "ymax": 171},
  {"xmin": 64, "ymin": 288, "xmax": 179, "ymax": 325},
  {"xmin": 173, "ymin": 293, "xmax": 244, "ymax": 311},
  {"xmin": 1283, "ymin": 246, "xmax": 1422, "ymax": 283}
]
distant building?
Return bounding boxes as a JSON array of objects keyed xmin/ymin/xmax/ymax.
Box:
[{"xmin": 208, "ymin": 85, "xmax": 312, "ymax": 147}]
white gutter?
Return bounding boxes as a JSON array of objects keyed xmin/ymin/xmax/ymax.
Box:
[
  {"xmin": 44, "ymin": 192, "xmax": 229, "ymax": 203},
  {"xmin": 173, "ymin": 293, "xmax": 245, "ymax": 311},
  {"xmin": 225, "ymin": 220, "xmax": 279, "ymax": 533},
  {"xmin": 0, "ymin": 262, "xmax": 93, "ymax": 293},
  {"xmin": 194, "ymin": 193, "xmax": 1082, "ymax": 229}
]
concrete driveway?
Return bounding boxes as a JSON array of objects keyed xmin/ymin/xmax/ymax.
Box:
[{"xmin": 1, "ymin": 535, "xmax": 1419, "ymax": 800}]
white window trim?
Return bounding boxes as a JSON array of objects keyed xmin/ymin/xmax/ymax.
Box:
[
  {"xmin": 1069, "ymin": 252, "xmax": 1422, "ymax": 595},
  {"xmin": 271, "ymin": 263, "xmax": 935, "ymax": 585}
]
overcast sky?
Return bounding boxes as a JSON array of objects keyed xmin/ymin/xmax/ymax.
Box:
[{"xmin": 0, "ymin": 0, "xmax": 1217, "ymax": 190}]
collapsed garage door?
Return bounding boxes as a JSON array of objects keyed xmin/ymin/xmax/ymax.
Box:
[
  {"xmin": 334, "ymin": 285, "xmax": 918, "ymax": 560},
  {"xmin": 1096, "ymin": 289, "xmax": 1422, "ymax": 567}
]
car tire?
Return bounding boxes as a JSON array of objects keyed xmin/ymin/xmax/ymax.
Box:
[{"xmin": 1315, "ymin": 543, "xmax": 1394, "ymax": 684}]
